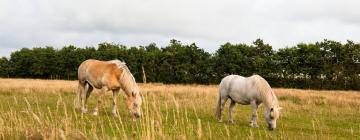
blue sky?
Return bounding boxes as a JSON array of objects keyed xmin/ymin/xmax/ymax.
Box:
[{"xmin": 1, "ymin": 0, "xmax": 360, "ymax": 57}]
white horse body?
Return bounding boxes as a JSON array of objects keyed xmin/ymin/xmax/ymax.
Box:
[
  {"xmin": 220, "ymin": 75, "xmax": 261, "ymax": 105},
  {"xmin": 215, "ymin": 74, "xmax": 282, "ymax": 130}
]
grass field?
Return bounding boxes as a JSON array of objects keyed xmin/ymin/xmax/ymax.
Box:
[{"xmin": 0, "ymin": 78, "xmax": 359, "ymax": 139}]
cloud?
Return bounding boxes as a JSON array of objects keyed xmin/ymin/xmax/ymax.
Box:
[{"xmin": 1, "ymin": 0, "xmax": 360, "ymax": 57}]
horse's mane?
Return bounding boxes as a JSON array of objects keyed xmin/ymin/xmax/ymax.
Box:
[
  {"xmin": 107, "ymin": 60, "xmax": 139, "ymax": 94},
  {"xmin": 251, "ymin": 75, "xmax": 278, "ymax": 108},
  {"xmin": 107, "ymin": 59, "xmax": 126, "ymax": 67}
]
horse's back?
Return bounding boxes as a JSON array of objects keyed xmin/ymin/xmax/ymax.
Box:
[
  {"xmin": 219, "ymin": 75, "xmax": 261, "ymax": 104},
  {"xmin": 219, "ymin": 75, "xmax": 246, "ymax": 95},
  {"xmin": 78, "ymin": 59, "xmax": 123, "ymax": 89},
  {"xmin": 220, "ymin": 75, "xmax": 241, "ymax": 87},
  {"xmin": 78, "ymin": 59, "xmax": 104, "ymax": 81}
]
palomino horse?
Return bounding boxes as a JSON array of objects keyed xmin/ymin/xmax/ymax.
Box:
[
  {"xmin": 75, "ymin": 59, "xmax": 142, "ymax": 118},
  {"xmin": 215, "ymin": 75, "xmax": 282, "ymax": 130}
]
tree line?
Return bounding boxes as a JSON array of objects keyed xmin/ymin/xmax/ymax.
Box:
[{"xmin": 0, "ymin": 39, "xmax": 359, "ymax": 90}]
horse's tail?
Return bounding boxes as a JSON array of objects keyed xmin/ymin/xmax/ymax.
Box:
[
  {"xmin": 215, "ymin": 92, "xmax": 222, "ymax": 120},
  {"xmin": 74, "ymin": 82, "xmax": 82, "ymax": 110}
]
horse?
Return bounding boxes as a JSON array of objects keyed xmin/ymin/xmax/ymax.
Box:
[
  {"xmin": 75, "ymin": 59, "xmax": 142, "ymax": 118},
  {"xmin": 215, "ymin": 74, "xmax": 282, "ymax": 130}
]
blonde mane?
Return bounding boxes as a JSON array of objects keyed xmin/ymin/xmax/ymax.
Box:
[{"xmin": 107, "ymin": 60, "xmax": 139, "ymax": 94}]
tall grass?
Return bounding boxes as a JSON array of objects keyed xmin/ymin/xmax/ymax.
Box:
[{"xmin": 0, "ymin": 78, "xmax": 359, "ymax": 139}]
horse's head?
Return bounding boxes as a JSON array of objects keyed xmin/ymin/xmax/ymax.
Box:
[
  {"xmin": 115, "ymin": 62, "xmax": 142, "ymax": 119},
  {"xmin": 126, "ymin": 90, "xmax": 142, "ymax": 118},
  {"xmin": 264, "ymin": 106, "xmax": 282, "ymax": 130}
]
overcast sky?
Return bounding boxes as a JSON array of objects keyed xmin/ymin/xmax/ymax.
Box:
[{"xmin": 0, "ymin": 0, "xmax": 359, "ymax": 57}]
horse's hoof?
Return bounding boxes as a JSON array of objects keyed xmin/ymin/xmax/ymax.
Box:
[
  {"xmin": 228, "ymin": 120, "xmax": 234, "ymax": 124},
  {"xmin": 92, "ymin": 112, "xmax": 98, "ymax": 116},
  {"xmin": 250, "ymin": 123, "xmax": 258, "ymax": 128},
  {"xmin": 112, "ymin": 113, "xmax": 119, "ymax": 118},
  {"xmin": 218, "ymin": 119, "xmax": 223, "ymax": 123},
  {"xmin": 81, "ymin": 109, "xmax": 88, "ymax": 114}
]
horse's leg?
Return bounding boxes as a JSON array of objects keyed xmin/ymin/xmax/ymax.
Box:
[
  {"xmin": 249, "ymin": 100, "xmax": 259, "ymax": 127},
  {"xmin": 111, "ymin": 89, "xmax": 120, "ymax": 117},
  {"xmin": 228, "ymin": 100, "xmax": 236, "ymax": 123},
  {"xmin": 218, "ymin": 96, "xmax": 228, "ymax": 122},
  {"xmin": 82, "ymin": 83, "xmax": 93, "ymax": 114},
  {"xmin": 93, "ymin": 87, "xmax": 105, "ymax": 116},
  {"xmin": 75, "ymin": 81, "xmax": 85, "ymax": 110}
]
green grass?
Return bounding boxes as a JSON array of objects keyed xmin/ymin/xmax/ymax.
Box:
[{"xmin": 0, "ymin": 86, "xmax": 359, "ymax": 139}]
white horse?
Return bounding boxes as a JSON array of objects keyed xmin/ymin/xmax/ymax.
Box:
[
  {"xmin": 75, "ymin": 59, "xmax": 142, "ymax": 118},
  {"xmin": 215, "ymin": 75, "xmax": 282, "ymax": 130}
]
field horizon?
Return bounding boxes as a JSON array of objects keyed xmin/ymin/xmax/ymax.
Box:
[{"xmin": 0, "ymin": 78, "xmax": 359, "ymax": 139}]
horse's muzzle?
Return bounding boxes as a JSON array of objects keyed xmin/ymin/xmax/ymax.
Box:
[
  {"xmin": 268, "ymin": 123, "xmax": 274, "ymax": 131},
  {"xmin": 134, "ymin": 113, "xmax": 140, "ymax": 118}
]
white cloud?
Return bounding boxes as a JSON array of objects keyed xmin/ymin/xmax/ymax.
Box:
[{"xmin": 1, "ymin": 0, "xmax": 360, "ymax": 57}]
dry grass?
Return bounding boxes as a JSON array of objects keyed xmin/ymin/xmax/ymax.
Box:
[{"xmin": 0, "ymin": 78, "xmax": 359, "ymax": 139}]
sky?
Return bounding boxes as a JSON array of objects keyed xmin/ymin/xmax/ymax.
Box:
[{"xmin": 1, "ymin": 0, "xmax": 360, "ymax": 57}]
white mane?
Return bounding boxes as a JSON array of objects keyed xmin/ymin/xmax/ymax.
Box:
[{"xmin": 251, "ymin": 75, "xmax": 279, "ymax": 108}]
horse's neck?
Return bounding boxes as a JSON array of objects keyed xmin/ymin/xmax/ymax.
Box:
[
  {"xmin": 262, "ymin": 91, "xmax": 278, "ymax": 108},
  {"xmin": 121, "ymin": 84, "xmax": 138, "ymax": 97},
  {"xmin": 120, "ymin": 72, "xmax": 138, "ymax": 95}
]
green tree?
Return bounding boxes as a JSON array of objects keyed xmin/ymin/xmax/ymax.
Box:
[
  {"xmin": 57, "ymin": 45, "xmax": 84, "ymax": 79},
  {"xmin": 1, "ymin": 39, "xmax": 358, "ymax": 90},
  {"xmin": 96, "ymin": 42, "xmax": 127, "ymax": 61},
  {"xmin": 9, "ymin": 48, "xmax": 35, "ymax": 77},
  {"xmin": 141, "ymin": 43, "xmax": 162, "ymax": 82},
  {"xmin": 31, "ymin": 47, "xmax": 57, "ymax": 78},
  {"xmin": 252, "ymin": 39, "xmax": 275, "ymax": 76},
  {"xmin": 0, "ymin": 57, "xmax": 9, "ymax": 77}
]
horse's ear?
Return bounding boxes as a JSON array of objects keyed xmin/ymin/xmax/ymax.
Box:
[{"xmin": 278, "ymin": 107, "xmax": 283, "ymax": 110}]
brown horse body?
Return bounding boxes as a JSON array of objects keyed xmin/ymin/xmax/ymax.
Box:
[
  {"xmin": 75, "ymin": 59, "xmax": 142, "ymax": 118},
  {"xmin": 78, "ymin": 59, "xmax": 123, "ymax": 90}
]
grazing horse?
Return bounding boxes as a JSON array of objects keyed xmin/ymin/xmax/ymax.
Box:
[
  {"xmin": 215, "ymin": 75, "xmax": 282, "ymax": 130},
  {"xmin": 75, "ymin": 59, "xmax": 142, "ymax": 118}
]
